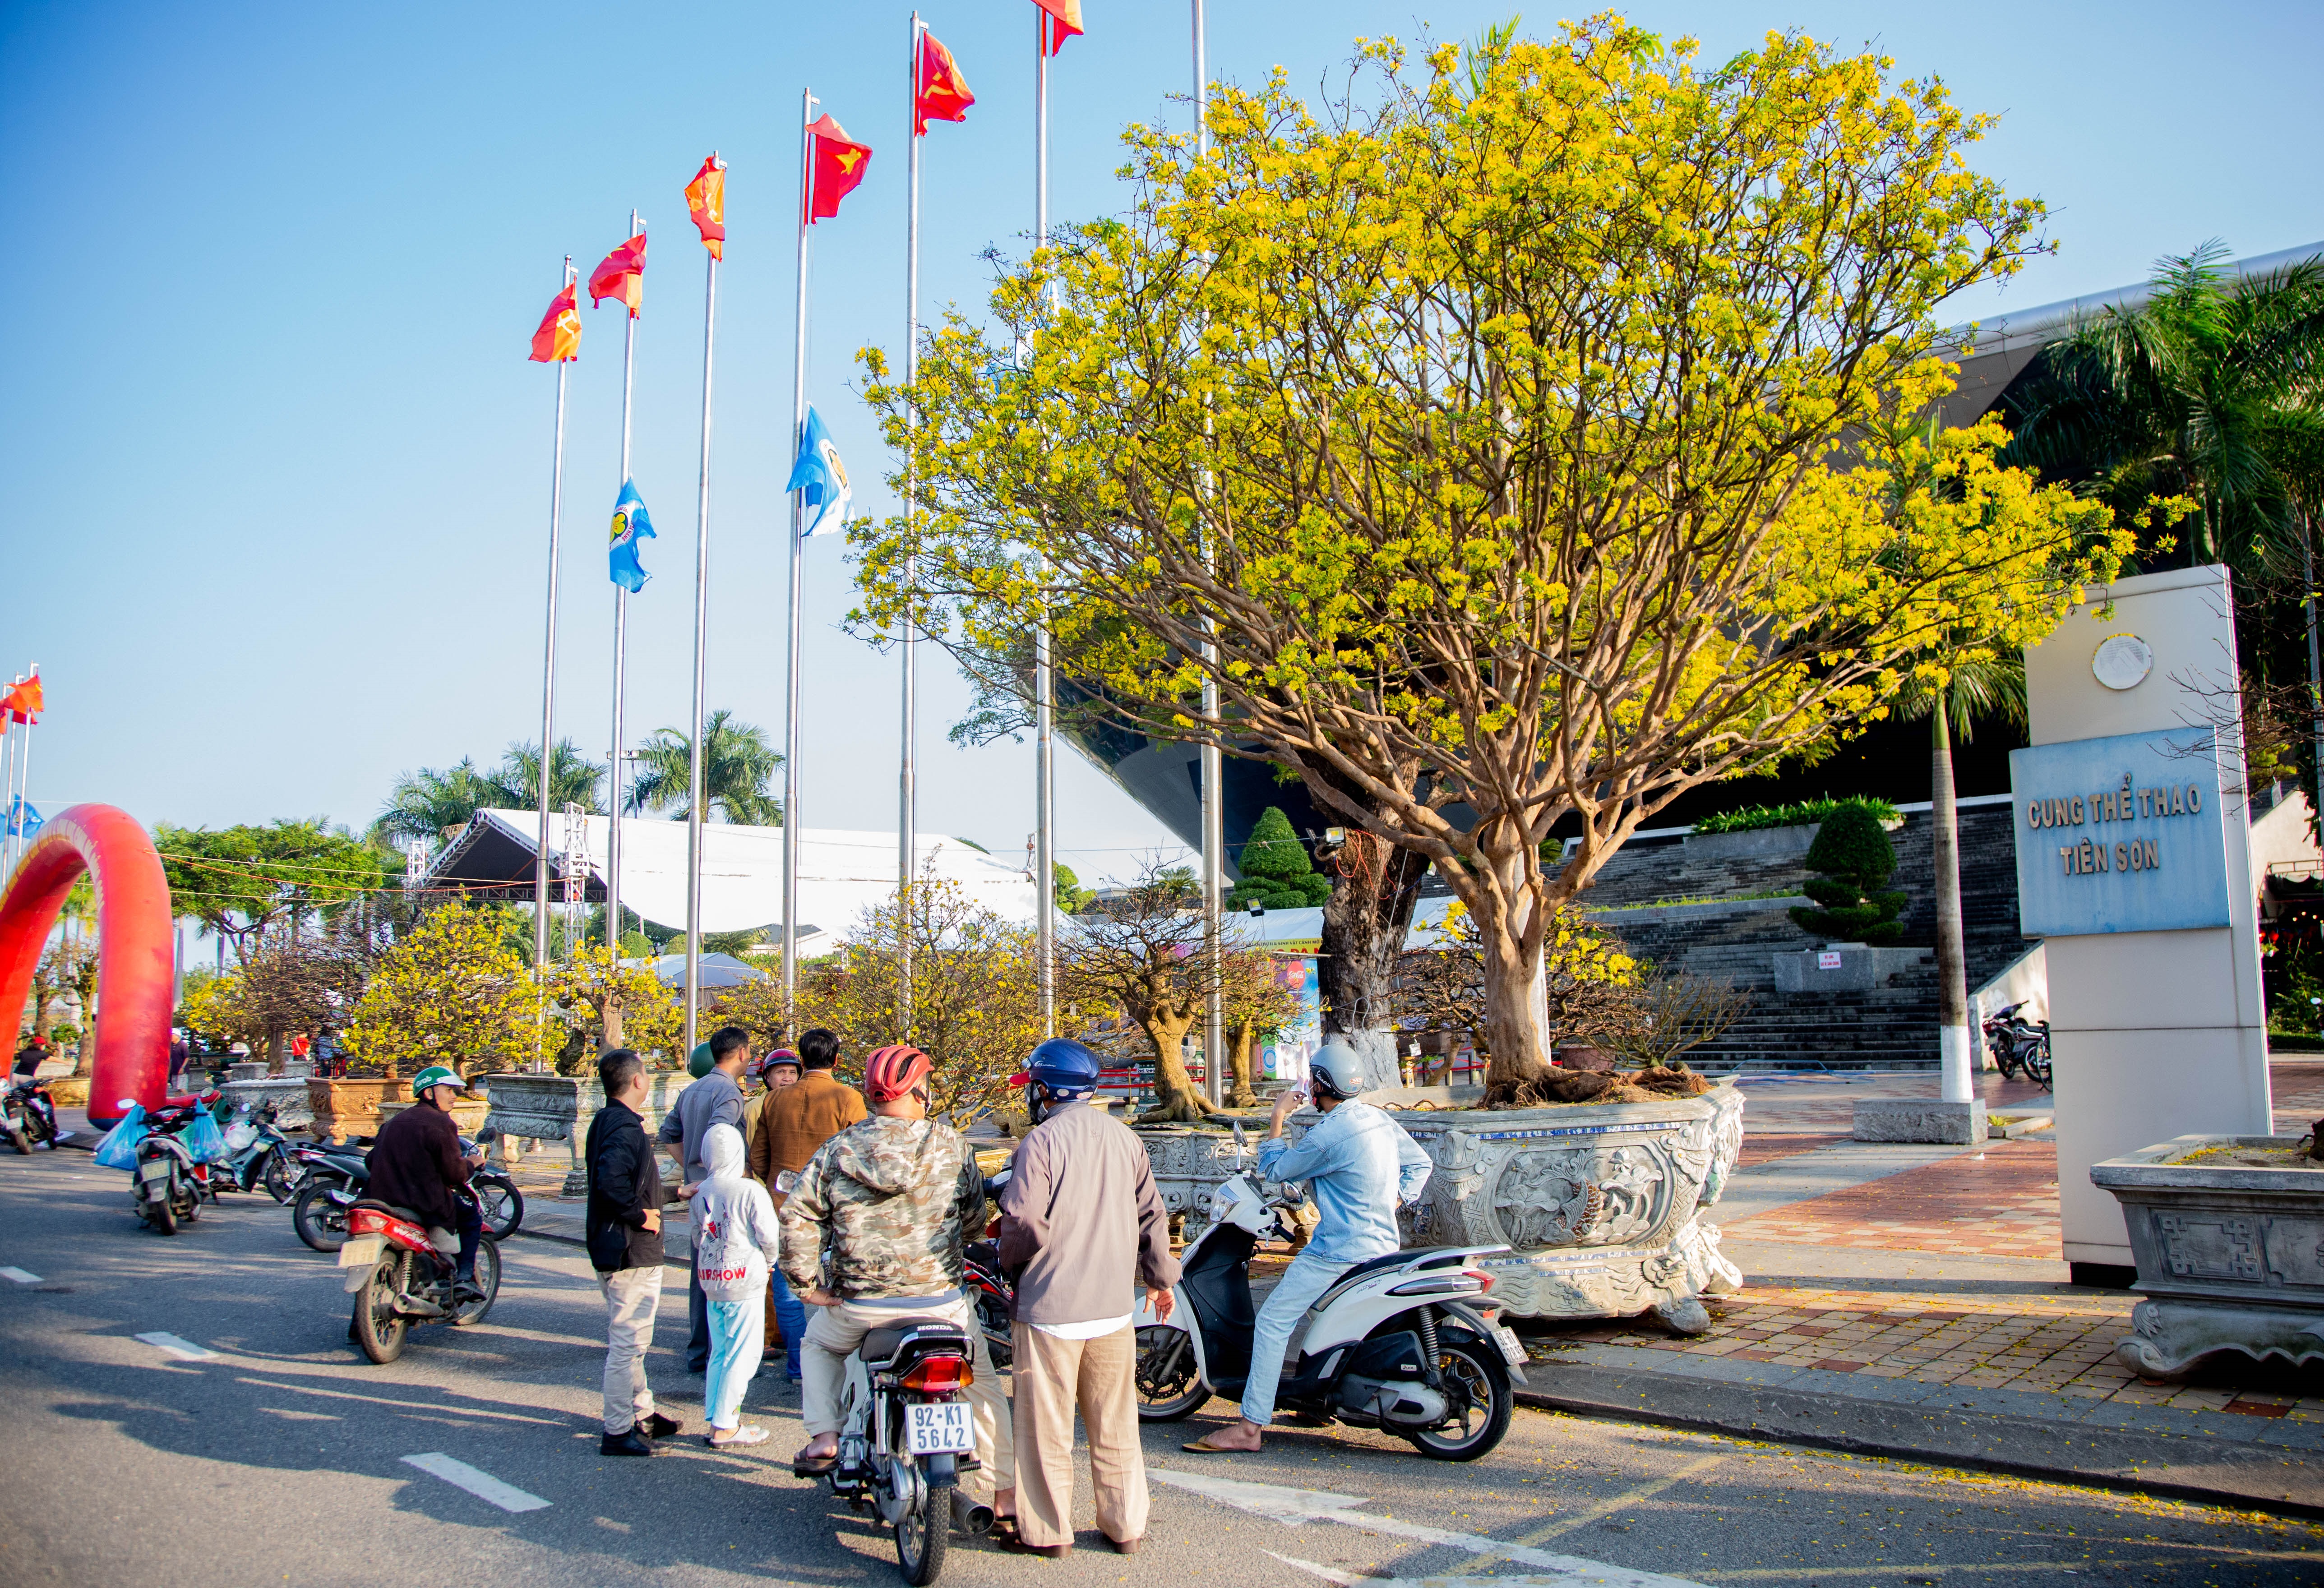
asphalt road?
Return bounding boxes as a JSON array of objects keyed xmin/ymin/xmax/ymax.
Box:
[{"xmin": 2, "ymin": 1146, "xmax": 2318, "ymax": 1588}]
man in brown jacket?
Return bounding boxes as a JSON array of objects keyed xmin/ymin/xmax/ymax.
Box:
[
  {"xmin": 748, "ymin": 1028, "xmax": 865, "ymax": 1203},
  {"xmin": 995, "ymin": 1039, "xmax": 1180, "ymax": 1557}
]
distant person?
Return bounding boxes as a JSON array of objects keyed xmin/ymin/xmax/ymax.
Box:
[
  {"xmin": 749, "ymin": 1028, "xmax": 864, "ymax": 1202},
  {"xmin": 362, "ymin": 1066, "xmax": 487, "ymax": 1305},
  {"xmin": 692, "ymin": 1122, "xmax": 781, "ymax": 1448},
  {"xmin": 167, "ymin": 1034, "xmax": 189, "ymax": 1087},
  {"xmin": 586, "ymin": 1048, "xmax": 680, "ymax": 1457},
  {"xmin": 660, "ymin": 1025, "xmax": 749, "ymax": 1373},
  {"xmin": 12, "ymin": 1038, "xmax": 46, "ymax": 1086}
]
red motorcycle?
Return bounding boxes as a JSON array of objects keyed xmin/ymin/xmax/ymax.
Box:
[{"xmin": 339, "ymin": 1196, "xmax": 501, "ymax": 1362}]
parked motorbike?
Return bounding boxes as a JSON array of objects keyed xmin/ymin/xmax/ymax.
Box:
[
  {"xmin": 292, "ymin": 1131, "xmax": 520, "ymax": 1252},
  {"xmin": 339, "ymin": 1191, "xmax": 501, "ymax": 1363},
  {"xmin": 1982, "ymin": 1001, "xmax": 2054, "ymax": 1088},
  {"xmin": 219, "ymin": 1103, "xmax": 299, "ymax": 1201},
  {"xmin": 1131, "ymin": 1130, "xmax": 1525, "ymax": 1461},
  {"xmin": 961, "ymin": 1237, "xmax": 1014, "ymax": 1372},
  {"xmin": 4, "ymin": 1076, "xmax": 59, "ymax": 1154},
  {"xmin": 804, "ymin": 1315, "xmax": 984, "ymax": 1585},
  {"xmin": 132, "ymin": 1095, "xmax": 226, "ymax": 1236}
]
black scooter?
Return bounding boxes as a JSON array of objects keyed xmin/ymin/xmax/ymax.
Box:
[{"xmin": 4, "ymin": 1076, "xmax": 59, "ymax": 1153}]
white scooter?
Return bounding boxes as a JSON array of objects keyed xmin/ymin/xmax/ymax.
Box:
[{"xmin": 1130, "ymin": 1126, "xmax": 1528, "ymax": 1460}]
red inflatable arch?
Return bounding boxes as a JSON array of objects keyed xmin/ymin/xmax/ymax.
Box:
[{"xmin": 0, "ymin": 804, "xmax": 175, "ymax": 1127}]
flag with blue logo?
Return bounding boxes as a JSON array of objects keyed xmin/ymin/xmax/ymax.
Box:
[
  {"xmin": 609, "ymin": 478, "xmax": 655, "ymax": 591},
  {"xmin": 785, "ymin": 405, "xmax": 853, "ymax": 538},
  {"xmin": 6, "ymin": 799, "xmax": 38, "ymax": 840}
]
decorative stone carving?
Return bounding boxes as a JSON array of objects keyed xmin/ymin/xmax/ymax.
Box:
[
  {"xmin": 305, "ymin": 1078, "xmax": 396, "ymax": 1144},
  {"xmin": 2091, "ymin": 1133, "xmax": 2324, "ymax": 1379},
  {"xmin": 218, "ymin": 1077, "xmax": 314, "ymax": 1129},
  {"xmin": 482, "ymin": 1071, "xmax": 694, "ymax": 1195}
]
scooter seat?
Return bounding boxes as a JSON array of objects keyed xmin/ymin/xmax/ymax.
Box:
[{"xmin": 860, "ymin": 1318, "xmax": 968, "ymax": 1367}]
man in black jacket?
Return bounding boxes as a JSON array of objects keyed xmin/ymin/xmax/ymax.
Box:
[
  {"xmin": 364, "ymin": 1065, "xmax": 484, "ymax": 1300},
  {"xmin": 587, "ymin": 1049, "xmax": 681, "ymax": 1457}
]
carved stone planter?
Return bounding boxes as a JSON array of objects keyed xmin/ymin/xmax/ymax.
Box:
[
  {"xmin": 481, "ymin": 1072, "xmax": 693, "ymax": 1195},
  {"xmin": 2090, "ymin": 1134, "xmax": 2324, "ymax": 1379},
  {"xmin": 306, "ymin": 1078, "xmax": 396, "ymax": 1143},
  {"xmin": 376, "ymin": 1093, "xmax": 493, "ymax": 1139},
  {"xmin": 1137, "ymin": 1081, "xmax": 1748, "ymax": 1335},
  {"xmin": 218, "ymin": 1077, "xmax": 315, "ymax": 1130}
]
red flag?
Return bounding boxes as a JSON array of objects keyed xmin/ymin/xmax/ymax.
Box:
[
  {"xmin": 685, "ymin": 154, "xmax": 727, "ymax": 259},
  {"xmin": 6, "ymin": 674, "xmax": 42, "ymax": 724},
  {"xmin": 915, "ymin": 29, "xmax": 975, "ymax": 135},
  {"xmin": 806, "ymin": 115, "xmax": 872, "ymax": 223},
  {"xmin": 1033, "ymin": 0, "xmax": 1082, "ymax": 55},
  {"xmin": 588, "ymin": 232, "xmax": 647, "ymax": 318},
  {"xmin": 528, "ymin": 282, "xmax": 581, "ymax": 362}
]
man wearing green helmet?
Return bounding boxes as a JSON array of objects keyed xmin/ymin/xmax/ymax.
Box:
[{"xmin": 366, "ymin": 1064, "xmax": 488, "ymax": 1302}]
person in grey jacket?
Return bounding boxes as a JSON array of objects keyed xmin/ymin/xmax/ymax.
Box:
[
  {"xmin": 660, "ymin": 1024, "xmax": 748, "ymax": 1373},
  {"xmin": 994, "ymin": 1039, "xmax": 1180, "ymax": 1557}
]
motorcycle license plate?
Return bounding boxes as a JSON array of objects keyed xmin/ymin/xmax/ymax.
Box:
[
  {"xmin": 338, "ymin": 1235, "xmax": 386, "ymax": 1269},
  {"xmin": 1492, "ymin": 1325, "xmax": 1528, "ymax": 1367},
  {"xmin": 138, "ymin": 1159, "xmax": 173, "ymax": 1182},
  {"xmin": 905, "ymin": 1403, "xmax": 974, "ymax": 1455}
]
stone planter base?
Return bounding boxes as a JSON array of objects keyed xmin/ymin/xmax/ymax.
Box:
[
  {"xmin": 2117, "ymin": 1297, "xmax": 2324, "ymax": 1377},
  {"xmin": 1854, "ymin": 1098, "xmax": 1987, "ymax": 1145},
  {"xmin": 377, "ymin": 1094, "xmax": 492, "ymax": 1138},
  {"xmin": 306, "ymin": 1078, "xmax": 397, "ymax": 1143},
  {"xmin": 45, "ymin": 1078, "xmax": 88, "ymax": 1108},
  {"xmin": 481, "ymin": 1072, "xmax": 693, "ymax": 1194},
  {"xmin": 218, "ymin": 1077, "xmax": 315, "ymax": 1129}
]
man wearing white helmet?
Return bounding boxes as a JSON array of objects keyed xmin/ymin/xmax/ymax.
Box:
[{"xmin": 1183, "ymin": 1040, "xmax": 1430, "ymax": 1454}]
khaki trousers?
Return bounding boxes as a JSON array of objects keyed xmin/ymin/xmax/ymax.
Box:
[
  {"xmin": 801, "ymin": 1296, "xmax": 1014, "ymax": 1504},
  {"xmin": 1010, "ymin": 1322, "xmax": 1147, "ymax": 1549},
  {"xmin": 599, "ymin": 1266, "xmax": 663, "ymax": 1435}
]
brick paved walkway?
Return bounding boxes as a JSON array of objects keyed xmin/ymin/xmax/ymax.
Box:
[
  {"xmin": 2274, "ymin": 1059, "xmax": 2324, "ymax": 1134},
  {"xmin": 1724, "ymin": 1138, "xmax": 2062, "ymax": 1258}
]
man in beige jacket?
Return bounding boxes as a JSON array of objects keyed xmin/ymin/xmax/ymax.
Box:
[{"xmin": 995, "ymin": 1039, "xmax": 1180, "ymax": 1557}]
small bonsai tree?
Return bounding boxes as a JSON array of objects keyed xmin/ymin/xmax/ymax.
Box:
[
  {"xmin": 1227, "ymin": 806, "xmax": 1331, "ymax": 911},
  {"xmin": 1788, "ymin": 806, "xmax": 1907, "ymax": 944}
]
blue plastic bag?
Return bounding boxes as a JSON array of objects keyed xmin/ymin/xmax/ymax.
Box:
[
  {"xmin": 91, "ymin": 1104, "xmax": 150, "ymax": 1170},
  {"xmin": 178, "ymin": 1104, "xmax": 228, "ymax": 1165}
]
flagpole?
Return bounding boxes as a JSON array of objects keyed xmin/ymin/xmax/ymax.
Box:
[
  {"xmin": 901, "ymin": 16, "xmax": 923, "ymax": 1037},
  {"xmin": 0, "ymin": 687, "xmax": 17, "ymax": 876},
  {"xmin": 1033, "ymin": 5, "xmax": 1057, "ymax": 1039},
  {"xmin": 685, "ymin": 173, "xmax": 722, "ymax": 1063},
  {"xmin": 1194, "ymin": 0, "xmax": 1225, "ymax": 1109},
  {"xmin": 609, "ymin": 211, "xmax": 641, "ymax": 968},
  {"xmin": 782, "ymin": 93, "xmax": 817, "ymax": 1041},
  {"xmin": 536, "ymin": 263, "xmax": 575, "ymax": 975},
  {"xmin": 14, "ymin": 671, "xmax": 36, "ymax": 878}
]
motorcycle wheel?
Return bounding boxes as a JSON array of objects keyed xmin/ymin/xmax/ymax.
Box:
[
  {"xmin": 973, "ymin": 1290, "xmax": 1012, "ymax": 1372},
  {"xmin": 453, "ymin": 1238, "xmax": 501, "ymax": 1325},
  {"xmin": 1405, "ymin": 1338, "xmax": 1512, "ymax": 1462},
  {"xmin": 6, "ymin": 1124, "xmax": 28, "ymax": 1156},
  {"xmin": 2026, "ymin": 1039, "xmax": 2054, "ymax": 1090},
  {"xmin": 474, "ymin": 1177, "xmax": 524, "ymax": 1240},
  {"xmin": 355, "ymin": 1254, "xmax": 409, "ymax": 1364},
  {"xmin": 263, "ymin": 1149, "xmax": 298, "ymax": 1204},
  {"xmin": 180, "ymin": 1186, "xmax": 201, "ymax": 1224},
  {"xmin": 148, "ymin": 1186, "xmax": 179, "ymax": 1237},
  {"xmin": 293, "ymin": 1182, "xmax": 347, "ymax": 1252},
  {"xmin": 1133, "ymin": 1325, "xmax": 1209, "ymax": 1421},
  {"xmin": 893, "ymin": 1469, "xmax": 950, "ymax": 1587}
]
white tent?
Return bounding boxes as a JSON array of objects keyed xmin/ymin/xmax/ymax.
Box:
[{"xmin": 437, "ymin": 811, "xmax": 1037, "ymax": 939}]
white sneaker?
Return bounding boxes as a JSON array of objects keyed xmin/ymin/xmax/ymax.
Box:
[{"xmin": 709, "ymin": 1424, "xmax": 771, "ymax": 1448}]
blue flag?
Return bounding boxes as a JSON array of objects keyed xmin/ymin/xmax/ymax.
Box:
[
  {"xmin": 6, "ymin": 798, "xmax": 39, "ymax": 840},
  {"xmin": 785, "ymin": 405, "xmax": 853, "ymax": 538},
  {"xmin": 609, "ymin": 478, "xmax": 655, "ymax": 592}
]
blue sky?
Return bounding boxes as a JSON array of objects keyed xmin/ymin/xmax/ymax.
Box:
[{"xmin": 3, "ymin": 0, "xmax": 2319, "ymax": 885}]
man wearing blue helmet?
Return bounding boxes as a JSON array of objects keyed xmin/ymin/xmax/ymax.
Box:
[
  {"xmin": 1183, "ymin": 1039, "xmax": 1430, "ymax": 1454},
  {"xmin": 993, "ymin": 1039, "xmax": 1179, "ymax": 1557}
]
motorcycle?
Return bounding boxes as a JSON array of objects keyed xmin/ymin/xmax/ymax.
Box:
[
  {"xmin": 4, "ymin": 1076, "xmax": 59, "ymax": 1154},
  {"xmin": 131, "ymin": 1094, "xmax": 226, "ymax": 1236},
  {"xmin": 219, "ymin": 1103, "xmax": 299, "ymax": 1201},
  {"xmin": 961, "ymin": 1237, "xmax": 1014, "ymax": 1372},
  {"xmin": 293, "ymin": 1130, "xmax": 521, "ymax": 1252},
  {"xmin": 807, "ymin": 1315, "xmax": 984, "ymax": 1586},
  {"xmin": 1982, "ymin": 1001, "xmax": 2054, "ymax": 1088},
  {"xmin": 1131, "ymin": 1129, "xmax": 1525, "ymax": 1461},
  {"xmin": 338, "ymin": 1190, "xmax": 502, "ymax": 1363}
]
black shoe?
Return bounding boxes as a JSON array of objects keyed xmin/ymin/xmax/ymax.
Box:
[
  {"xmin": 641, "ymin": 1412, "xmax": 682, "ymax": 1439},
  {"xmin": 600, "ymin": 1427, "xmax": 655, "ymax": 1457}
]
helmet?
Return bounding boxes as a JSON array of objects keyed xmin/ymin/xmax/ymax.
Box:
[
  {"xmin": 687, "ymin": 1042, "xmax": 715, "ymax": 1078},
  {"xmin": 758, "ymin": 1048, "xmax": 802, "ymax": 1077},
  {"xmin": 1307, "ymin": 1041, "xmax": 1370, "ymax": 1101},
  {"xmin": 410, "ymin": 1064, "xmax": 462, "ymax": 1100},
  {"xmin": 864, "ymin": 1043, "xmax": 937, "ymax": 1103},
  {"xmin": 1014, "ymin": 1038, "xmax": 1102, "ymax": 1099}
]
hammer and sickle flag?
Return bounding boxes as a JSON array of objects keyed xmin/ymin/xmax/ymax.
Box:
[
  {"xmin": 588, "ymin": 231, "xmax": 647, "ymax": 318},
  {"xmin": 915, "ymin": 29, "xmax": 975, "ymax": 135},
  {"xmin": 1033, "ymin": 0, "xmax": 1082, "ymax": 55},
  {"xmin": 806, "ymin": 115, "xmax": 872, "ymax": 223},
  {"xmin": 528, "ymin": 281, "xmax": 581, "ymax": 363},
  {"xmin": 685, "ymin": 153, "xmax": 727, "ymax": 259}
]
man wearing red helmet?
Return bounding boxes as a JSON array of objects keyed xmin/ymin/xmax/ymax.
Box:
[{"xmin": 778, "ymin": 1043, "xmax": 1013, "ymax": 1515}]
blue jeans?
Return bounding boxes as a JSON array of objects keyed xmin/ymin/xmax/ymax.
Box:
[
  {"xmin": 767, "ymin": 1265, "xmax": 806, "ymax": 1380},
  {"xmin": 1240, "ymin": 1250, "xmax": 1350, "ymax": 1427},
  {"xmin": 705, "ymin": 1297, "xmax": 765, "ymax": 1431}
]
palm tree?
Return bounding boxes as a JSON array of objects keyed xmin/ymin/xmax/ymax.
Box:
[
  {"xmin": 495, "ymin": 739, "xmax": 605, "ymax": 814},
  {"xmin": 625, "ymin": 710, "xmax": 783, "ymax": 825},
  {"xmin": 373, "ymin": 739, "xmax": 602, "ymax": 846}
]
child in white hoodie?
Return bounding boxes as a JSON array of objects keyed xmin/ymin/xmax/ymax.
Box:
[{"xmin": 693, "ymin": 1122, "xmax": 783, "ymax": 1447}]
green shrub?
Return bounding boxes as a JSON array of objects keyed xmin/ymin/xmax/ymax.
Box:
[
  {"xmin": 1693, "ymin": 795, "xmax": 1900, "ymax": 835},
  {"xmin": 1788, "ymin": 805, "xmax": 1907, "ymax": 944},
  {"xmin": 1227, "ymin": 806, "xmax": 1332, "ymax": 910}
]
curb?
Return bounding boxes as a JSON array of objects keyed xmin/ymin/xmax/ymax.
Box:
[{"xmin": 1516, "ymin": 1368, "xmax": 2324, "ymax": 1522}]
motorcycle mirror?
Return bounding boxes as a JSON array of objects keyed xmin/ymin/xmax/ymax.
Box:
[
  {"xmin": 474, "ymin": 1125, "xmax": 499, "ymax": 1144},
  {"xmin": 1231, "ymin": 1121, "xmax": 1248, "ymax": 1152}
]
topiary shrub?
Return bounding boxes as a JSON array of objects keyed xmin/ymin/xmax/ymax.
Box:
[
  {"xmin": 1227, "ymin": 806, "xmax": 1332, "ymax": 910},
  {"xmin": 1787, "ymin": 805, "xmax": 1906, "ymax": 944}
]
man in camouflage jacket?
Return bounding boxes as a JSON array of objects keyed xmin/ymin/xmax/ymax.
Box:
[{"xmin": 780, "ymin": 1085, "xmax": 1013, "ymax": 1508}]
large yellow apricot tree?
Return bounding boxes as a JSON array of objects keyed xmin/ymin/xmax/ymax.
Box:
[{"xmin": 856, "ymin": 19, "xmax": 2127, "ymax": 1100}]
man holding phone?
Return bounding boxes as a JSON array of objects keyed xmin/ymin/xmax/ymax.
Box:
[
  {"xmin": 587, "ymin": 1048, "xmax": 682, "ymax": 1456},
  {"xmin": 1183, "ymin": 1041, "xmax": 1430, "ymax": 1455}
]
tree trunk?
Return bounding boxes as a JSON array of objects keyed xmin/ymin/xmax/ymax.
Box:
[
  {"xmin": 1227, "ymin": 1021, "xmax": 1259, "ymax": 1107},
  {"xmin": 265, "ymin": 1029, "xmax": 287, "ymax": 1076},
  {"xmin": 1136, "ymin": 1007, "xmax": 1213, "ymax": 1122},
  {"xmin": 1931, "ymin": 701, "xmax": 1973, "ymax": 1102},
  {"xmin": 1460, "ymin": 822, "xmax": 1556, "ymax": 1104},
  {"xmin": 601, "ymin": 992, "xmax": 627, "ymax": 1052},
  {"xmin": 1317, "ymin": 825, "xmax": 1432, "ymax": 1094}
]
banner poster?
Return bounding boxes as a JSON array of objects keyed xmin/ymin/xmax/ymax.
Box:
[{"xmin": 1260, "ymin": 955, "xmax": 1322, "ymax": 1082}]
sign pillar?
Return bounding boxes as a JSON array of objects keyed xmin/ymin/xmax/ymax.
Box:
[{"xmin": 2014, "ymin": 564, "xmax": 2273, "ymax": 1283}]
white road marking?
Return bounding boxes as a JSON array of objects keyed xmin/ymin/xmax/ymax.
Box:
[
  {"xmin": 401, "ymin": 1453, "xmax": 551, "ymax": 1514},
  {"xmin": 1271, "ymin": 1554, "xmax": 1577, "ymax": 1587},
  {"xmin": 1152, "ymin": 1468, "xmax": 1706, "ymax": 1588},
  {"xmin": 0, "ymin": 1267, "xmax": 41, "ymax": 1284},
  {"xmin": 134, "ymin": 1331, "xmax": 216, "ymax": 1360}
]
